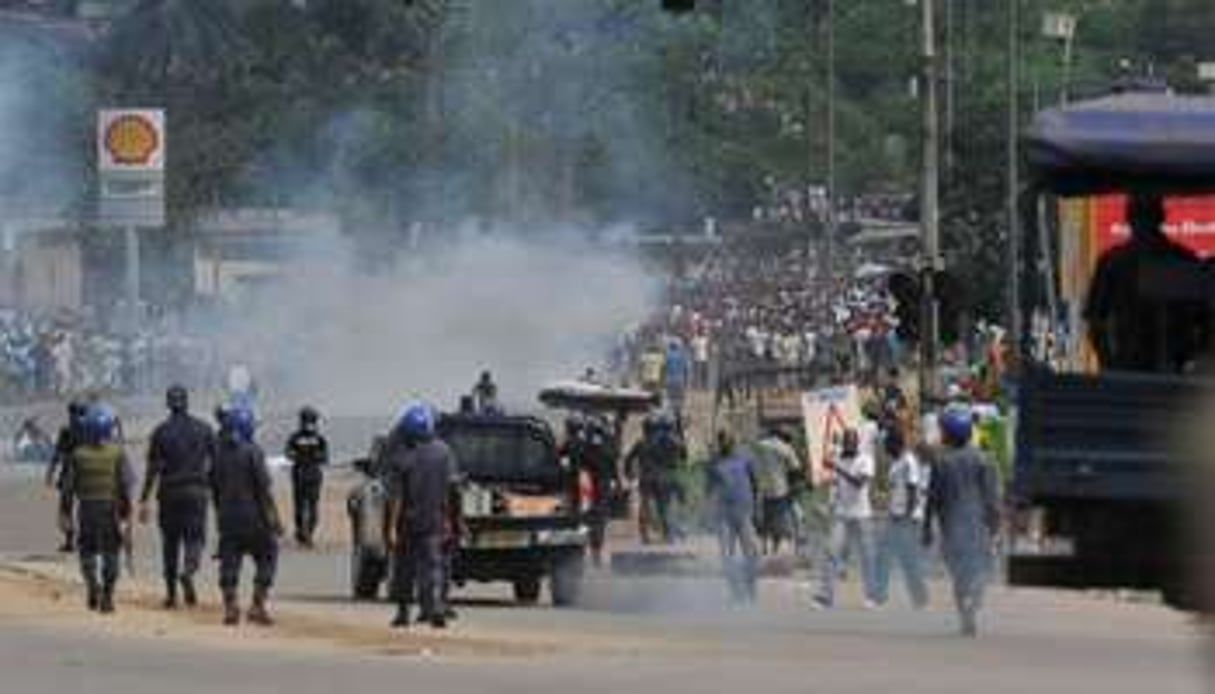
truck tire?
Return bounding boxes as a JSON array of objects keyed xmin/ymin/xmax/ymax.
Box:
[
  {"xmin": 513, "ymin": 577, "xmax": 542, "ymax": 605},
  {"xmin": 352, "ymin": 549, "xmax": 387, "ymax": 601},
  {"xmin": 551, "ymin": 554, "xmax": 585, "ymax": 607}
]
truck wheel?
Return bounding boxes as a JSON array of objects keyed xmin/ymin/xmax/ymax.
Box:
[
  {"xmin": 551, "ymin": 554, "xmax": 585, "ymax": 607},
  {"xmin": 352, "ymin": 549, "xmax": 386, "ymax": 601},
  {"xmin": 513, "ymin": 577, "xmax": 542, "ymax": 605}
]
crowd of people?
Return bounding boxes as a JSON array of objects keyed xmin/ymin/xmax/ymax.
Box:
[
  {"xmin": 618, "ymin": 239, "xmax": 908, "ymax": 405},
  {"xmin": 0, "ymin": 310, "xmax": 220, "ymax": 404}
]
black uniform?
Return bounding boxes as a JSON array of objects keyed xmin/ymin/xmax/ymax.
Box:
[
  {"xmin": 64, "ymin": 442, "xmax": 135, "ymax": 610},
  {"xmin": 285, "ymin": 428, "xmax": 329, "ymax": 546},
  {"xmin": 626, "ymin": 429, "xmax": 685, "ymax": 544},
  {"xmin": 570, "ymin": 421, "xmax": 618, "ymax": 563},
  {"xmin": 48, "ymin": 423, "xmax": 82, "ymax": 551},
  {"xmin": 143, "ymin": 413, "xmax": 216, "ymax": 594},
  {"xmin": 387, "ymin": 437, "xmax": 458, "ymax": 622},
  {"xmin": 210, "ymin": 434, "xmax": 280, "ymax": 597}
]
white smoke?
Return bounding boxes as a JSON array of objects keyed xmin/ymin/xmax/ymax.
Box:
[{"xmin": 212, "ymin": 230, "xmax": 659, "ymax": 417}]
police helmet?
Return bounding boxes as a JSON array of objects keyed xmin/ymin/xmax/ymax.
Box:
[
  {"xmin": 227, "ymin": 405, "xmax": 257, "ymax": 443},
  {"xmin": 166, "ymin": 384, "xmax": 189, "ymax": 413},
  {"xmin": 214, "ymin": 403, "xmax": 230, "ymax": 429},
  {"xmin": 397, "ymin": 402, "xmax": 437, "ymax": 441},
  {"xmin": 299, "ymin": 405, "xmax": 320, "ymax": 427},
  {"xmin": 82, "ymin": 404, "xmax": 116, "ymax": 443},
  {"xmin": 939, "ymin": 404, "xmax": 974, "ymax": 447},
  {"xmin": 564, "ymin": 413, "xmax": 586, "ymax": 437},
  {"xmin": 67, "ymin": 399, "xmax": 87, "ymax": 421}
]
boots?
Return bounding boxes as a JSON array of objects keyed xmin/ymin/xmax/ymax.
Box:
[
  {"xmin": 246, "ymin": 588, "xmax": 274, "ymax": 627},
  {"xmin": 180, "ymin": 576, "xmax": 198, "ymax": 608},
  {"xmin": 390, "ymin": 603, "xmax": 411, "ymax": 629},
  {"xmin": 162, "ymin": 579, "xmax": 178, "ymax": 610},
  {"xmin": 98, "ymin": 586, "xmax": 115, "ymax": 615},
  {"xmin": 222, "ymin": 591, "xmax": 240, "ymax": 627},
  {"xmin": 85, "ymin": 580, "xmax": 100, "ymax": 612}
]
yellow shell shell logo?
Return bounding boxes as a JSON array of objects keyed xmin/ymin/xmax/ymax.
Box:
[{"xmin": 104, "ymin": 114, "xmax": 159, "ymax": 166}]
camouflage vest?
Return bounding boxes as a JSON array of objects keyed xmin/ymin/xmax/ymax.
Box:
[{"xmin": 72, "ymin": 444, "xmax": 123, "ymax": 502}]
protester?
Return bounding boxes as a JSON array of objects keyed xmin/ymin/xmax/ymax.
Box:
[
  {"xmin": 924, "ymin": 405, "xmax": 1002, "ymax": 637},
  {"xmin": 874, "ymin": 428, "xmax": 929, "ymax": 609},
  {"xmin": 814, "ymin": 428, "xmax": 878, "ymax": 609}
]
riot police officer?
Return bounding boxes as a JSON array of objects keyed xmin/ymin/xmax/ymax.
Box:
[
  {"xmin": 626, "ymin": 412, "xmax": 686, "ymax": 545},
  {"xmin": 285, "ymin": 406, "xmax": 329, "ymax": 548},
  {"xmin": 210, "ymin": 405, "xmax": 282, "ymax": 627},
  {"xmin": 576, "ymin": 415, "xmax": 619, "ymax": 567},
  {"xmin": 385, "ymin": 402, "xmax": 460, "ymax": 629},
  {"xmin": 45, "ymin": 400, "xmax": 86, "ymax": 552},
  {"xmin": 64, "ymin": 404, "xmax": 135, "ymax": 614},
  {"xmin": 139, "ymin": 385, "xmax": 216, "ymax": 609}
]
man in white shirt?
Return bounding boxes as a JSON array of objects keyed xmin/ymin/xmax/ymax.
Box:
[
  {"xmin": 814, "ymin": 428, "xmax": 879, "ymax": 609},
  {"xmin": 874, "ymin": 429, "xmax": 930, "ymax": 608},
  {"xmin": 691, "ymin": 332, "xmax": 711, "ymax": 390}
]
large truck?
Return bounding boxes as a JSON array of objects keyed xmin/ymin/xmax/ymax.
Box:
[{"xmin": 1007, "ymin": 91, "xmax": 1215, "ymax": 609}]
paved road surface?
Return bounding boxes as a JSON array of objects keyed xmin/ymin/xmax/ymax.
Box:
[{"xmin": 0, "ymin": 462, "xmax": 1209, "ymax": 694}]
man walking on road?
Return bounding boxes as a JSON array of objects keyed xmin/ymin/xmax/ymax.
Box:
[
  {"xmin": 210, "ymin": 405, "xmax": 282, "ymax": 627},
  {"xmin": 924, "ymin": 405, "xmax": 1001, "ymax": 637},
  {"xmin": 706, "ymin": 430, "xmax": 760, "ymax": 604},
  {"xmin": 386, "ymin": 402, "xmax": 461, "ymax": 630},
  {"xmin": 65, "ymin": 404, "xmax": 135, "ymax": 614},
  {"xmin": 140, "ymin": 385, "xmax": 216, "ymax": 609},
  {"xmin": 46, "ymin": 400, "xmax": 86, "ymax": 553},
  {"xmin": 874, "ymin": 428, "xmax": 929, "ymax": 609},
  {"xmin": 814, "ymin": 428, "xmax": 879, "ymax": 609},
  {"xmin": 285, "ymin": 406, "xmax": 329, "ymax": 548}
]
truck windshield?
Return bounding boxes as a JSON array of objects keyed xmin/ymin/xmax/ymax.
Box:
[{"xmin": 443, "ymin": 428, "xmax": 560, "ymax": 487}]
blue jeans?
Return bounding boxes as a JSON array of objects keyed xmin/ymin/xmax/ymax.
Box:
[
  {"xmin": 816, "ymin": 517, "xmax": 877, "ymax": 606},
  {"xmin": 717, "ymin": 507, "xmax": 759, "ymax": 603},
  {"xmin": 874, "ymin": 517, "xmax": 929, "ymax": 608}
]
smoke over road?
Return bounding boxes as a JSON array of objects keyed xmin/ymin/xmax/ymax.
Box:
[{"xmin": 212, "ymin": 231, "xmax": 659, "ymax": 417}]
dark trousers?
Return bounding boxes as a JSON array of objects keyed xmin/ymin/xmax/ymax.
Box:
[
  {"xmin": 58, "ymin": 487, "xmax": 75, "ymax": 544},
  {"xmin": 77, "ymin": 501, "xmax": 121, "ymax": 590},
  {"xmin": 291, "ymin": 468, "xmax": 323, "ymax": 543},
  {"xmin": 158, "ymin": 493, "xmax": 207, "ymax": 583},
  {"xmin": 392, "ymin": 532, "xmax": 445, "ymax": 618},
  {"xmin": 218, "ymin": 531, "xmax": 278, "ymax": 593}
]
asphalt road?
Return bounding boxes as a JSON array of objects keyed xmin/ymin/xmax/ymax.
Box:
[{"xmin": 0, "ymin": 463, "xmax": 1210, "ymax": 694}]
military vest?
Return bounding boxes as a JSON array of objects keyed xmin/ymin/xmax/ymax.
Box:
[{"xmin": 72, "ymin": 444, "xmax": 123, "ymax": 502}]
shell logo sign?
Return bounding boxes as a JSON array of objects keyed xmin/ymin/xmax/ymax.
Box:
[{"xmin": 98, "ymin": 109, "xmax": 165, "ymax": 172}]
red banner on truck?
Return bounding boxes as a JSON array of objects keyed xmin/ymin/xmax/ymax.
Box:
[{"xmin": 1093, "ymin": 194, "xmax": 1215, "ymax": 258}]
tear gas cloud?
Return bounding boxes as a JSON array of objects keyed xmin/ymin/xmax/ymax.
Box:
[
  {"xmin": 0, "ymin": 36, "xmax": 85, "ymax": 219},
  {"xmin": 213, "ymin": 231, "xmax": 660, "ymax": 418}
]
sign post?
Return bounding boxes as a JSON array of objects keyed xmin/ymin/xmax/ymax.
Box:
[{"xmin": 97, "ymin": 109, "xmax": 165, "ymax": 332}]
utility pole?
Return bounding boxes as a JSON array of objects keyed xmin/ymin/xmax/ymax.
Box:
[
  {"xmin": 918, "ymin": 0, "xmax": 941, "ymax": 404},
  {"xmin": 824, "ymin": 0, "xmax": 837, "ymax": 301},
  {"xmin": 1007, "ymin": 0, "xmax": 1022, "ymax": 351}
]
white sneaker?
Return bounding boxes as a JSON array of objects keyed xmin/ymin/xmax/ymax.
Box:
[{"xmin": 863, "ymin": 599, "xmax": 882, "ymax": 611}]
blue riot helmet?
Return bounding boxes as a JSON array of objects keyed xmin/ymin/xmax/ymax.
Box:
[
  {"xmin": 939, "ymin": 404, "xmax": 974, "ymax": 447},
  {"xmin": 82, "ymin": 404, "xmax": 116, "ymax": 444},
  {"xmin": 397, "ymin": 402, "xmax": 437, "ymax": 442},
  {"xmin": 227, "ymin": 405, "xmax": 257, "ymax": 443}
]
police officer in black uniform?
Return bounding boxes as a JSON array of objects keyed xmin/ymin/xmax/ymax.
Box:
[
  {"xmin": 139, "ymin": 385, "xmax": 216, "ymax": 609},
  {"xmin": 64, "ymin": 404, "xmax": 134, "ymax": 614},
  {"xmin": 385, "ymin": 402, "xmax": 460, "ymax": 629},
  {"xmin": 210, "ymin": 404, "xmax": 282, "ymax": 627},
  {"xmin": 45, "ymin": 400, "xmax": 86, "ymax": 552},
  {"xmin": 577, "ymin": 415, "xmax": 619, "ymax": 567},
  {"xmin": 285, "ymin": 406, "xmax": 329, "ymax": 548},
  {"xmin": 626, "ymin": 412, "xmax": 686, "ymax": 545}
]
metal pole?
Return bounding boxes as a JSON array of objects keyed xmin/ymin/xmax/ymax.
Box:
[
  {"xmin": 919, "ymin": 0, "xmax": 941, "ymax": 403},
  {"xmin": 825, "ymin": 0, "xmax": 837, "ymax": 297},
  {"xmin": 1007, "ymin": 0, "xmax": 1022, "ymax": 349},
  {"xmin": 1061, "ymin": 31, "xmax": 1074, "ymax": 105},
  {"xmin": 125, "ymin": 225, "xmax": 140, "ymax": 331}
]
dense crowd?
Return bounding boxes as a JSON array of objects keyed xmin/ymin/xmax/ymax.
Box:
[
  {"xmin": 621, "ymin": 240, "xmax": 907, "ymax": 396},
  {"xmin": 0, "ymin": 310, "xmax": 219, "ymax": 404}
]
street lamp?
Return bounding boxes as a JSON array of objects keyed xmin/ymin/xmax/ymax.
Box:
[{"xmin": 1042, "ymin": 10, "xmax": 1078, "ymax": 104}]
